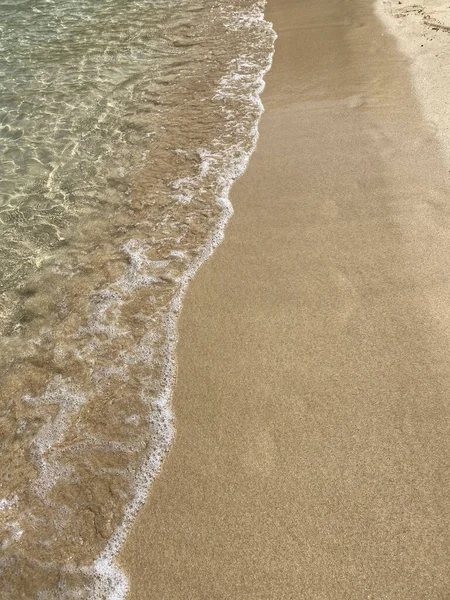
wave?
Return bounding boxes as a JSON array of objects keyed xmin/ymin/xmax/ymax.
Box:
[{"xmin": 0, "ymin": 1, "xmax": 276, "ymax": 597}]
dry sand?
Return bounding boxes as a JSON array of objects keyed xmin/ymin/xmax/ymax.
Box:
[
  {"xmin": 376, "ymin": 0, "xmax": 450, "ymax": 162},
  {"xmin": 119, "ymin": 0, "xmax": 450, "ymax": 597}
]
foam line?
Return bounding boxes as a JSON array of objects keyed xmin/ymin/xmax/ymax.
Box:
[{"xmin": 86, "ymin": 3, "xmax": 277, "ymax": 598}]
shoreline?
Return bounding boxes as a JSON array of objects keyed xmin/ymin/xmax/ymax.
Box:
[
  {"xmin": 120, "ymin": 0, "xmax": 450, "ymax": 597},
  {"xmin": 90, "ymin": 9, "xmax": 277, "ymax": 594},
  {"xmin": 0, "ymin": 1, "xmax": 277, "ymax": 596}
]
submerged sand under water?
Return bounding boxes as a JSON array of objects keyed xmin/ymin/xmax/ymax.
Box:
[{"xmin": 0, "ymin": 1, "xmax": 275, "ymax": 597}]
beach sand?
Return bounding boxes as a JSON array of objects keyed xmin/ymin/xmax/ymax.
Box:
[
  {"xmin": 376, "ymin": 0, "xmax": 450, "ymax": 162},
  {"xmin": 119, "ymin": 0, "xmax": 450, "ymax": 597}
]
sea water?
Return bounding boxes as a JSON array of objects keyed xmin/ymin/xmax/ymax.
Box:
[{"xmin": 0, "ymin": 0, "xmax": 275, "ymax": 596}]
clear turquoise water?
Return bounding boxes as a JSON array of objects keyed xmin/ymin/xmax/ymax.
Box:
[{"xmin": 0, "ymin": 0, "xmax": 191, "ymax": 326}]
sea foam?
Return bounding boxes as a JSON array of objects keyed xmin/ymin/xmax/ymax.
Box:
[{"xmin": 89, "ymin": 6, "xmax": 276, "ymax": 598}]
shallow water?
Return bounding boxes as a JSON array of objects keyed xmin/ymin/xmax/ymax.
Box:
[{"xmin": 0, "ymin": 0, "xmax": 275, "ymax": 597}]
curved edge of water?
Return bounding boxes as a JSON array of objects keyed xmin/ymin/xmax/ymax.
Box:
[{"xmin": 85, "ymin": 5, "xmax": 277, "ymax": 599}]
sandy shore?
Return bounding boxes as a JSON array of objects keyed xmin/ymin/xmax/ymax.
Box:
[
  {"xmin": 376, "ymin": 0, "xmax": 450, "ymax": 162},
  {"xmin": 119, "ymin": 0, "xmax": 450, "ymax": 597}
]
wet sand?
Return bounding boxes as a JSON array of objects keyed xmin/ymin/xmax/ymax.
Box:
[{"xmin": 119, "ymin": 0, "xmax": 450, "ymax": 597}]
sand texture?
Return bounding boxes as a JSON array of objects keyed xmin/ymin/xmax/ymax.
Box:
[
  {"xmin": 376, "ymin": 0, "xmax": 450, "ymax": 162},
  {"xmin": 119, "ymin": 0, "xmax": 450, "ymax": 597}
]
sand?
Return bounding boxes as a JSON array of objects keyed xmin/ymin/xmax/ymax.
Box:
[
  {"xmin": 376, "ymin": 0, "xmax": 450, "ymax": 163},
  {"xmin": 119, "ymin": 0, "xmax": 450, "ymax": 597}
]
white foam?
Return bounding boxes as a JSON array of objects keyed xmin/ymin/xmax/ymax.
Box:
[
  {"xmin": 0, "ymin": 496, "xmax": 18, "ymax": 511},
  {"xmin": 1, "ymin": 521, "xmax": 23, "ymax": 551},
  {"xmin": 85, "ymin": 3, "xmax": 277, "ymax": 598},
  {"xmin": 124, "ymin": 414, "xmax": 141, "ymax": 426},
  {"xmin": 24, "ymin": 376, "xmax": 87, "ymax": 497}
]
